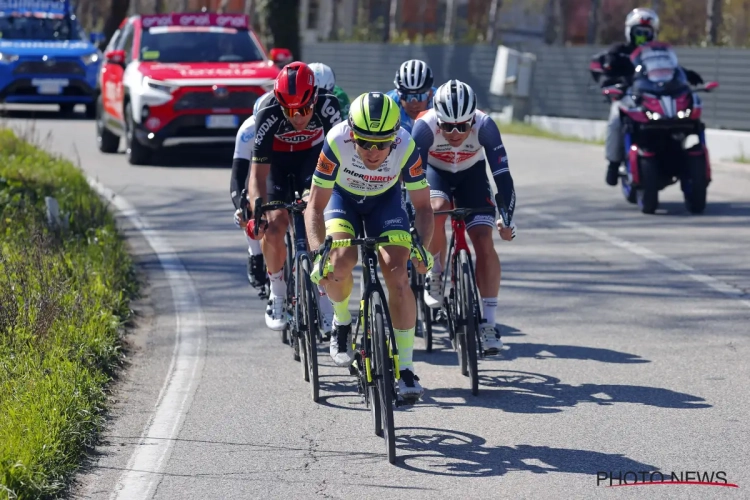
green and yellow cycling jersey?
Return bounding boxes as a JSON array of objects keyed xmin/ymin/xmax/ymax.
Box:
[{"xmin": 313, "ymin": 122, "xmax": 427, "ymax": 201}]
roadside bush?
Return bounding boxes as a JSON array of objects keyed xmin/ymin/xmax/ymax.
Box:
[{"xmin": 0, "ymin": 129, "xmax": 136, "ymax": 499}]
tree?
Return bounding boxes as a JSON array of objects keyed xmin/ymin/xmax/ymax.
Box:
[
  {"xmin": 103, "ymin": 0, "xmax": 131, "ymax": 46},
  {"xmin": 263, "ymin": 0, "xmax": 301, "ymax": 60},
  {"xmin": 486, "ymin": 0, "xmax": 501, "ymax": 43},
  {"xmin": 706, "ymin": 0, "xmax": 723, "ymax": 44}
]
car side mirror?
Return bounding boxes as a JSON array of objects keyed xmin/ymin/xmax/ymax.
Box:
[
  {"xmin": 105, "ymin": 49, "xmax": 126, "ymax": 66},
  {"xmin": 269, "ymin": 48, "xmax": 293, "ymax": 66},
  {"xmin": 90, "ymin": 32, "xmax": 106, "ymax": 45}
]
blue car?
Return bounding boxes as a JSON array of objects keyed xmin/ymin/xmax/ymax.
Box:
[{"xmin": 0, "ymin": 0, "xmax": 104, "ymax": 116}]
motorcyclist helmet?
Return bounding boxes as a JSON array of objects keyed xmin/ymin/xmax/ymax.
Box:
[{"xmin": 625, "ymin": 8, "xmax": 659, "ymax": 46}]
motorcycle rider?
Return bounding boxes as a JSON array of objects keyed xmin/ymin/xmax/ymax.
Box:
[{"xmin": 599, "ymin": 7, "xmax": 704, "ymax": 186}]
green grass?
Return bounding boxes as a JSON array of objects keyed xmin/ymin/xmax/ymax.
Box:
[
  {"xmin": 0, "ymin": 128, "xmax": 137, "ymax": 499},
  {"xmin": 498, "ymin": 120, "xmax": 605, "ymax": 145}
]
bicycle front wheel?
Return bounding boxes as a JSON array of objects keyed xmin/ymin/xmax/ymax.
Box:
[
  {"xmin": 302, "ymin": 263, "xmax": 320, "ymax": 402},
  {"xmin": 371, "ymin": 293, "xmax": 396, "ymax": 464},
  {"xmin": 459, "ymin": 251, "xmax": 479, "ymax": 395}
]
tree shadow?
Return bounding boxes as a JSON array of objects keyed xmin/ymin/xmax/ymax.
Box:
[
  {"xmin": 395, "ymin": 427, "xmax": 660, "ymax": 477},
  {"xmin": 418, "ymin": 369, "xmax": 710, "ymax": 414}
]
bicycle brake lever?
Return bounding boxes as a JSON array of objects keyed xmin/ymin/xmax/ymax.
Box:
[
  {"xmin": 240, "ymin": 189, "xmax": 249, "ymax": 222},
  {"xmin": 253, "ymin": 197, "xmax": 263, "ymax": 236}
]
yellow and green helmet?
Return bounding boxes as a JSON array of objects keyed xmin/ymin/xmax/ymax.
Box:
[{"xmin": 348, "ymin": 92, "xmax": 401, "ymax": 141}]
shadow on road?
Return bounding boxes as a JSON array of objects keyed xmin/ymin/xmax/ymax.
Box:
[
  {"xmin": 395, "ymin": 426, "xmax": 660, "ymax": 477},
  {"xmin": 415, "ymin": 369, "xmax": 710, "ymax": 414},
  {"xmin": 415, "ymin": 323, "xmax": 649, "ymax": 366}
]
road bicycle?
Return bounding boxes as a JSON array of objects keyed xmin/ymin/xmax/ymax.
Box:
[
  {"xmin": 402, "ymin": 196, "xmax": 434, "ymax": 352},
  {"xmin": 247, "ymin": 188, "xmax": 322, "ymax": 403},
  {"xmin": 317, "ymin": 228, "xmax": 428, "ymax": 464}
]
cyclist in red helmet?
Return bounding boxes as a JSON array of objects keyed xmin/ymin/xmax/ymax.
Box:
[{"xmin": 246, "ymin": 61, "xmax": 342, "ymax": 333}]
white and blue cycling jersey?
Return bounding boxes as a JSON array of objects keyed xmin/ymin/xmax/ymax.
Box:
[{"xmin": 385, "ymin": 87, "xmax": 438, "ymax": 133}]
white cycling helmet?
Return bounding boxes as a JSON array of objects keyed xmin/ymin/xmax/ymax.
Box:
[
  {"xmin": 434, "ymin": 80, "xmax": 477, "ymax": 124},
  {"xmin": 308, "ymin": 62, "xmax": 336, "ymax": 92},
  {"xmin": 625, "ymin": 7, "xmax": 659, "ymax": 45},
  {"xmin": 394, "ymin": 59, "xmax": 434, "ymax": 93},
  {"xmin": 253, "ymin": 91, "xmax": 273, "ymax": 115}
]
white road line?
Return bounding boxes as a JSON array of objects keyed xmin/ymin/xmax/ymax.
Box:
[
  {"xmin": 521, "ymin": 208, "xmax": 750, "ymax": 309},
  {"xmin": 87, "ymin": 178, "xmax": 206, "ymax": 500}
]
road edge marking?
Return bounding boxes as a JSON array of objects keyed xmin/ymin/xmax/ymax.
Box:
[{"xmin": 87, "ymin": 178, "xmax": 206, "ymax": 500}]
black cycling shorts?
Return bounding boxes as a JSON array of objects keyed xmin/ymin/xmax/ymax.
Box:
[
  {"xmin": 266, "ymin": 148, "xmax": 318, "ymax": 203},
  {"xmin": 426, "ymin": 160, "xmax": 496, "ymax": 229}
]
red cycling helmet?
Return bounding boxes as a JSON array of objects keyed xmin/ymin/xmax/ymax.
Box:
[{"xmin": 274, "ymin": 62, "xmax": 317, "ymax": 109}]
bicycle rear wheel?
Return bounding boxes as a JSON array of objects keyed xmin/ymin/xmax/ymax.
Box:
[
  {"xmin": 372, "ymin": 293, "xmax": 396, "ymax": 463},
  {"xmin": 302, "ymin": 263, "xmax": 320, "ymax": 402},
  {"xmin": 459, "ymin": 251, "xmax": 479, "ymax": 395}
]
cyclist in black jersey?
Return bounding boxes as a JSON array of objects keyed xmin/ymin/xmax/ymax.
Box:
[{"xmin": 249, "ymin": 62, "xmax": 342, "ymax": 332}]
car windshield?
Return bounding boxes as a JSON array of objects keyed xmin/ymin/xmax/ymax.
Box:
[
  {"xmin": 0, "ymin": 15, "xmax": 82, "ymax": 41},
  {"xmin": 139, "ymin": 27, "xmax": 264, "ymax": 63}
]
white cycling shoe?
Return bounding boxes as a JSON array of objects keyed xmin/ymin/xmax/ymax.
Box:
[
  {"xmin": 265, "ymin": 294, "xmax": 287, "ymax": 331},
  {"xmin": 423, "ymin": 273, "xmax": 444, "ymax": 308},
  {"xmin": 480, "ymin": 322, "xmax": 503, "ymax": 355},
  {"xmin": 329, "ymin": 323, "xmax": 354, "ymax": 367},
  {"xmin": 398, "ymin": 369, "xmax": 424, "ymax": 401}
]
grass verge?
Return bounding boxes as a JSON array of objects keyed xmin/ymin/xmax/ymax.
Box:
[
  {"xmin": 0, "ymin": 128, "xmax": 137, "ymax": 499},
  {"xmin": 498, "ymin": 120, "xmax": 604, "ymax": 145}
]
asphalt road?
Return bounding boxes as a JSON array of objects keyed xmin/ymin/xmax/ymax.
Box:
[{"xmin": 4, "ymin": 106, "xmax": 749, "ymax": 499}]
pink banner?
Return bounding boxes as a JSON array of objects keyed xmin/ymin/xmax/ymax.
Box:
[{"xmin": 141, "ymin": 13, "xmax": 249, "ymax": 29}]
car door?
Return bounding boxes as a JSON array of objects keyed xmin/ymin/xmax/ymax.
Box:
[{"xmin": 103, "ymin": 20, "xmax": 133, "ymax": 126}]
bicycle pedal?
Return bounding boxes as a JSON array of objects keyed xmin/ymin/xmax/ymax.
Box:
[{"xmin": 348, "ymin": 364, "xmax": 358, "ymax": 376}]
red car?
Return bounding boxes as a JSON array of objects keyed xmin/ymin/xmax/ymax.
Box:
[{"xmin": 95, "ymin": 12, "xmax": 291, "ymax": 165}]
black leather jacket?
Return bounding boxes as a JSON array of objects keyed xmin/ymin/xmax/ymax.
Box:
[{"xmin": 597, "ymin": 42, "xmax": 704, "ymax": 87}]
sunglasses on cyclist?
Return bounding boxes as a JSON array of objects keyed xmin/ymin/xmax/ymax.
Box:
[
  {"xmin": 353, "ymin": 136, "xmax": 394, "ymax": 151},
  {"xmin": 437, "ymin": 119, "xmax": 473, "ymax": 133},
  {"xmin": 281, "ymin": 100, "xmax": 315, "ymax": 119},
  {"xmin": 399, "ymin": 91, "xmax": 430, "ymax": 103}
]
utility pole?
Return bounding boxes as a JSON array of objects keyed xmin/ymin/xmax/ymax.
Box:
[{"xmin": 385, "ymin": 0, "xmax": 397, "ymax": 42}]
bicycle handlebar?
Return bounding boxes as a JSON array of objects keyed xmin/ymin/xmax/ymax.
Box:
[
  {"xmin": 251, "ymin": 195, "xmax": 308, "ymax": 236},
  {"xmin": 316, "ymin": 231, "xmax": 428, "ymax": 280},
  {"xmin": 433, "ymin": 207, "xmax": 496, "ymax": 218}
]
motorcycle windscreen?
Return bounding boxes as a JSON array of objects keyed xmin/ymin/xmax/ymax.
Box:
[{"xmin": 639, "ymin": 47, "xmax": 680, "ymax": 83}]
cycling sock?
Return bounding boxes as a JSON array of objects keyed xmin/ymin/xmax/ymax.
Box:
[
  {"xmin": 317, "ymin": 285, "xmax": 334, "ymax": 318},
  {"xmin": 481, "ymin": 297, "xmax": 498, "ymax": 325},
  {"xmin": 432, "ymin": 252, "xmax": 442, "ymax": 275},
  {"xmin": 394, "ymin": 327, "xmax": 415, "ymax": 371},
  {"xmin": 245, "ymin": 234, "xmax": 262, "ymax": 256},
  {"xmin": 268, "ymin": 269, "xmax": 286, "ymax": 297},
  {"xmin": 331, "ymin": 295, "xmax": 352, "ymax": 325}
]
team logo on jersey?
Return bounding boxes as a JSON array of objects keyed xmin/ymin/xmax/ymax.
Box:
[
  {"xmin": 408, "ymin": 157, "xmax": 424, "ymax": 178},
  {"xmin": 277, "ymin": 128, "xmax": 323, "ymax": 144},
  {"xmin": 317, "ymin": 153, "xmax": 337, "ymax": 175}
]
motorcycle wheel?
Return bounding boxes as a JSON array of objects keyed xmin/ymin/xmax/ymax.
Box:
[
  {"xmin": 637, "ymin": 156, "xmax": 660, "ymax": 215},
  {"xmin": 683, "ymin": 151, "xmax": 708, "ymax": 214},
  {"xmin": 621, "ymin": 176, "xmax": 638, "ymax": 204}
]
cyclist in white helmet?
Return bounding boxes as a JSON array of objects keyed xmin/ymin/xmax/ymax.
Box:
[
  {"xmin": 231, "ymin": 91, "xmax": 274, "ymax": 289},
  {"xmin": 385, "ymin": 59, "xmax": 437, "ymax": 133},
  {"xmin": 412, "ymin": 80, "xmax": 517, "ymax": 355},
  {"xmin": 308, "ymin": 62, "xmax": 351, "ymax": 116}
]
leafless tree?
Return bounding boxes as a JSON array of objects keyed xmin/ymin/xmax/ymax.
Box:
[
  {"xmin": 706, "ymin": 0, "xmax": 723, "ymax": 44},
  {"xmin": 443, "ymin": 0, "xmax": 457, "ymax": 42},
  {"xmin": 486, "ymin": 0, "xmax": 501, "ymax": 43}
]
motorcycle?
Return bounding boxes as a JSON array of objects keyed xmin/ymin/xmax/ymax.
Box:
[{"xmin": 590, "ymin": 42, "xmax": 719, "ymax": 214}]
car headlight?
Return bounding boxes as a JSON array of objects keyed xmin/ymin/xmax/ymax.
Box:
[
  {"xmin": 0, "ymin": 52, "xmax": 19, "ymax": 64},
  {"xmin": 80, "ymin": 52, "xmax": 100, "ymax": 65},
  {"xmin": 144, "ymin": 76, "xmax": 178, "ymax": 94}
]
